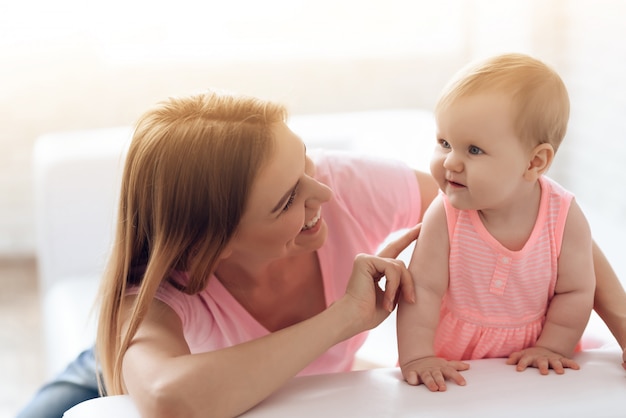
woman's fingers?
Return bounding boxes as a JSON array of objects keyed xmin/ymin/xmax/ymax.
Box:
[
  {"xmin": 374, "ymin": 226, "xmax": 420, "ymax": 306},
  {"xmin": 353, "ymin": 254, "xmax": 415, "ymax": 312},
  {"xmin": 372, "ymin": 255, "xmax": 415, "ymax": 308},
  {"xmin": 377, "ymin": 224, "xmax": 421, "ymax": 259},
  {"xmin": 379, "ymin": 258, "xmax": 415, "ymax": 310}
]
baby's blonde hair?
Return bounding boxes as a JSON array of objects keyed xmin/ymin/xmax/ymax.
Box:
[{"xmin": 435, "ymin": 53, "xmax": 570, "ymax": 152}]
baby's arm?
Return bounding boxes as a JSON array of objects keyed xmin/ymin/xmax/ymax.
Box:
[
  {"xmin": 507, "ymin": 200, "xmax": 595, "ymax": 374},
  {"xmin": 397, "ymin": 197, "xmax": 469, "ymax": 391},
  {"xmin": 591, "ymin": 241, "xmax": 626, "ymax": 369}
]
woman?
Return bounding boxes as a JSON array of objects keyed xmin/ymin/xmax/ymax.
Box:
[
  {"xmin": 17, "ymin": 90, "xmax": 626, "ymax": 418},
  {"xmin": 95, "ymin": 90, "xmax": 437, "ymax": 417}
]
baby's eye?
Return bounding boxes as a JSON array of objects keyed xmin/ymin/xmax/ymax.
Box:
[
  {"xmin": 438, "ymin": 139, "xmax": 450, "ymax": 149},
  {"xmin": 468, "ymin": 145, "xmax": 483, "ymax": 155}
]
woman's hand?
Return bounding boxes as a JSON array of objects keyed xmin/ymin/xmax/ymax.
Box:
[
  {"xmin": 377, "ymin": 224, "xmax": 422, "ymax": 259},
  {"xmin": 341, "ymin": 225, "xmax": 421, "ymax": 333}
]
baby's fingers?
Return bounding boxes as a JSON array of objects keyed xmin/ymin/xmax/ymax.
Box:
[
  {"xmin": 404, "ymin": 370, "xmax": 420, "ymax": 386},
  {"xmin": 443, "ymin": 361, "xmax": 469, "ymax": 387},
  {"xmin": 553, "ymin": 357, "xmax": 580, "ymax": 372},
  {"xmin": 419, "ymin": 363, "xmax": 469, "ymax": 392},
  {"xmin": 508, "ymin": 352, "xmax": 533, "ymax": 372},
  {"xmin": 507, "ymin": 350, "xmax": 580, "ymax": 374},
  {"xmin": 419, "ymin": 370, "xmax": 448, "ymax": 392},
  {"xmin": 507, "ymin": 350, "xmax": 530, "ymax": 371}
]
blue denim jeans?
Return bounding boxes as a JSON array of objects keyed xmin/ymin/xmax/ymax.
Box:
[{"xmin": 16, "ymin": 347, "xmax": 101, "ymax": 418}]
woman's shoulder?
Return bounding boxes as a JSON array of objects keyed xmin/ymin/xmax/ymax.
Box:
[{"xmin": 311, "ymin": 149, "xmax": 411, "ymax": 183}]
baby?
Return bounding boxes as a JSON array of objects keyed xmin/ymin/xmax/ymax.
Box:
[{"xmin": 397, "ymin": 53, "xmax": 596, "ymax": 391}]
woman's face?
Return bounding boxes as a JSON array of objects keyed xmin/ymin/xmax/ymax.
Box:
[{"xmin": 227, "ymin": 122, "xmax": 333, "ymax": 262}]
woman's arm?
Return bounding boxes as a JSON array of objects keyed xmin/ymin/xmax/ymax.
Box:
[
  {"xmin": 122, "ymin": 248, "xmax": 415, "ymax": 418},
  {"xmin": 123, "ymin": 296, "xmax": 358, "ymax": 418}
]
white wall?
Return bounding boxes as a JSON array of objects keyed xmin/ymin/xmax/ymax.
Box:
[
  {"xmin": 1, "ymin": 0, "xmax": 468, "ymax": 256},
  {"xmin": 2, "ymin": 0, "xmax": 626, "ymax": 281}
]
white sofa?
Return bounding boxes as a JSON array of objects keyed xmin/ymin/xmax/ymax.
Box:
[
  {"xmin": 33, "ymin": 126, "xmax": 131, "ymax": 377},
  {"xmin": 32, "ymin": 109, "xmax": 440, "ymax": 378}
]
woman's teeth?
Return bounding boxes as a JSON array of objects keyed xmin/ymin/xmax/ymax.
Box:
[{"xmin": 302, "ymin": 211, "xmax": 321, "ymax": 231}]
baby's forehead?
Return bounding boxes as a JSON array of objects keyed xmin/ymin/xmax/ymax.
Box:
[
  {"xmin": 436, "ymin": 92, "xmax": 514, "ymax": 115},
  {"xmin": 437, "ymin": 84, "xmax": 515, "ymax": 111}
]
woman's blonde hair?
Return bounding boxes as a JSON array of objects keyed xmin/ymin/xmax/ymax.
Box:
[
  {"xmin": 435, "ymin": 53, "xmax": 570, "ymax": 152},
  {"xmin": 95, "ymin": 90, "xmax": 287, "ymax": 394}
]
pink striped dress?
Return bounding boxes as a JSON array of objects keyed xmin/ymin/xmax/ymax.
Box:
[{"xmin": 434, "ymin": 176, "xmax": 573, "ymax": 360}]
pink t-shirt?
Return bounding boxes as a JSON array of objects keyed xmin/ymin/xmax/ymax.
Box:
[{"xmin": 153, "ymin": 150, "xmax": 422, "ymax": 376}]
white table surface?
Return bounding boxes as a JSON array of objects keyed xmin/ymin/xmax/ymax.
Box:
[{"xmin": 64, "ymin": 346, "xmax": 624, "ymax": 418}]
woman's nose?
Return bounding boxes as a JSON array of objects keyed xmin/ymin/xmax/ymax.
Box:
[{"xmin": 306, "ymin": 177, "xmax": 333, "ymax": 205}]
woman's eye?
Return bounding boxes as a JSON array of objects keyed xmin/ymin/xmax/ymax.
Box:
[
  {"xmin": 468, "ymin": 145, "xmax": 483, "ymax": 155},
  {"xmin": 282, "ymin": 187, "xmax": 298, "ymax": 212}
]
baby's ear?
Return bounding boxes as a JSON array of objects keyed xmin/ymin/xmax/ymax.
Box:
[{"xmin": 524, "ymin": 143, "xmax": 554, "ymax": 181}]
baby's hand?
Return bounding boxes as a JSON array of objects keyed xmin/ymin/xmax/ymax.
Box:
[
  {"xmin": 400, "ymin": 356, "xmax": 469, "ymax": 392},
  {"xmin": 622, "ymin": 348, "xmax": 626, "ymax": 371},
  {"xmin": 506, "ymin": 346, "xmax": 579, "ymax": 375}
]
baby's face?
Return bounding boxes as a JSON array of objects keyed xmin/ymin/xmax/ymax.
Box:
[{"xmin": 431, "ymin": 93, "xmax": 532, "ymax": 211}]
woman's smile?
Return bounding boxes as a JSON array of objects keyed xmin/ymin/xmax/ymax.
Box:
[{"xmin": 301, "ymin": 209, "xmax": 322, "ymax": 233}]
